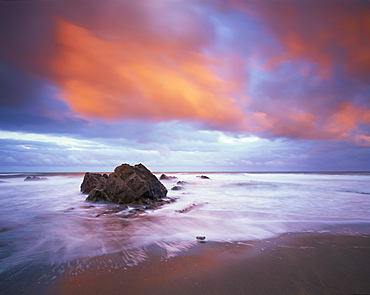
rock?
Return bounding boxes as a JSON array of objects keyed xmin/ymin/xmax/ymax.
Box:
[
  {"xmin": 197, "ymin": 175, "xmax": 210, "ymax": 179},
  {"xmin": 83, "ymin": 163, "xmax": 168, "ymax": 206},
  {"xmin": 159, "ymin": 174, "xmax": 177, "ymax": 180},
  {"xmin": 140, "ymin": 197, "xmax": 176, "ymax": 210},
  {"xmin": 171, "ymin": 185, "xmax": 183, "ymax": 191},
  {"xmin": 105, "ymin": 164, "xmax": 168, "ymax": 204},
  {"xmin": 196, "ymin": 236, "xmax": 206, "ymax": 243},
  {"xmin": 171, "ymin": 180, "xmax": 188, "ymax": 191},
  {"xmin": 86, "ymin": 188, "xmax": 111, "ymax": 203},
  {"xmin": 24, "ymin": 176, "xmax": 48, "ymax": 181},
  {"xmin": 175, "ymin": 202, "xmax": 208, "ymax": 213},
  {"xmin": 118, "ymin": 208, "xmax": 146, "ymax": 219},
  {"xmin": 175, "ymin": 203, "xmax": 198, "ymax": 213},
  {"xmin": 95, "ymin": 205, "xmax": 128, "ymax": 217},
  {"xmin": 80, "ymin": 172, "xmax": 108, "ymax": 194},
  {"xmin": 176, "ymin": 181, "xmax": 188, "ymax": 185},
  {"xmin": 165, "ymin": 197, "xmax": 178, "ymax": 203}
]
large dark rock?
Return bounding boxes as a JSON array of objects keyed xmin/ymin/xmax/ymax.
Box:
[
  {"xmin": 82, "ymin": 163, "xmax": 168, "ymax": 206},
  {"xmin": 80, "ymin": 173, "xmax": 108, "ymax": 194}
]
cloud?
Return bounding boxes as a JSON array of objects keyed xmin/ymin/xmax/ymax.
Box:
[
  {"xmin": 231, "ymin": 0, "xmax": 370, "ymax": 80},
  {"xmin": 1, "ymin": 126, "xmax": 369, "ymax": 172},
  {"xmin": 0, "ymin": 0, "xmax": 369, "ymax": 150},
  {"xmin": 226, "ymin": 0, "xmax": 370, "ymax": 142},
  {"xmin": 4, "ymin": 157, "xmax": 17, "ymax": 164},
  {"xmin": 52, "ymin": 18, "xmax": 246, "ymax": 130}
]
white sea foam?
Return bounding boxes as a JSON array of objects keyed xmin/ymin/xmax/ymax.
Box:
[{"xmin": 0, "ymin": 172, "xmax": 369, "ymax": 270}]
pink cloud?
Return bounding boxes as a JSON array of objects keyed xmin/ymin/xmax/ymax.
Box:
[
  {"xmin": 323, "ymin": 102, "xmax": 370, "ymax": 139},
  {"xmin": 231, "ymin": 0, "xmax": 370, "ymax": 79}
]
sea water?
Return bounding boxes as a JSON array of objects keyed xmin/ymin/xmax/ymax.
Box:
[{"xmin": 1, "ymin": 172, "xmax": 370, "ymax": 272}]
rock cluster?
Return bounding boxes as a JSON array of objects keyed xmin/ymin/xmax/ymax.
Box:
[
  {"xmin": 175, "ymin": 201, "xmax": 209, "ymax": 213},
  {"xmin": 81, "ymin": 163, "xmax": 168, "ymax": 207}
]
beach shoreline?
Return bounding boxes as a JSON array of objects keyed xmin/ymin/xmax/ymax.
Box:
[{"xmin": 2, "ymin": 231, "xmax": 370, "ymax": 295}]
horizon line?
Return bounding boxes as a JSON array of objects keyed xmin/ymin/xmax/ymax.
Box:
[{"xmin": 1, "ymin": 170, "xmax": 370, "ymax": 174}]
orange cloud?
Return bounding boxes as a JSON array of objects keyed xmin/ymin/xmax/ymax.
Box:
[
  {"xmin": 52, "ymin": 19, "xmax": 247, "ymax": 129},
  {"xmin": 51, "ymin": 13, "xmax": 369, "ymax": 144}
]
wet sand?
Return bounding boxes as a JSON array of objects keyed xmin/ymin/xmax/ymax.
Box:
[{"xmin": 2, "ymin": 232, "xmax": 370, "ymax": 295}]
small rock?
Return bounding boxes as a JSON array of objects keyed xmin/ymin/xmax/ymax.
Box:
[
  {"xmin": 175, "ymin": 203, "xmax": 198, "ymax": 213},
  {"xmin": 163, "ymin": 197, "xmax": 178, "ymax": 203},
  {"xmin": 95, "ymin": 205, "xmax": 128, "ymax": 217},
  {"xmin": 197, "ymin": 175, "xmax": 210, "ymax": 179},
  {"xmin": 171, "ymin": 186, "xmax": 183, "ymax": 191},
  {"xmin": 159, "ymin": 174, "xmax": 177, "ymax": 180},
  {"xmin": 196, "ymin": 236, "xmax": 206, "ymax": 240},
  {"xmin": 119, "ymin": 208, "xmax": 146, "ymax": 218},
  {"xmin": 176, "ymin": 181, "xmax": 188, "ymax": 185}
]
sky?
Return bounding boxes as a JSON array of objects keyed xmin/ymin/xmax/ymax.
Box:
[{"xmin": 0, "ymin": 0, "xmax": 369, "ymax": 172}]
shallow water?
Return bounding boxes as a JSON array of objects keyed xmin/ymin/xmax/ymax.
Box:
[{"xmin": 1, "ymin": 172, "xmax": 370, "ymax": 272}]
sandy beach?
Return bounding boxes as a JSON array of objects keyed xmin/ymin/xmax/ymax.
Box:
[{"xmin": 2, "ymin": 232, "xmax": 370, "ymax": 295}]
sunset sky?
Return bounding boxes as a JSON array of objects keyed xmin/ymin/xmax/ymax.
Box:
[{"xmin": 0, "ymin": 0, "xmax": 369, "ymax": 172}]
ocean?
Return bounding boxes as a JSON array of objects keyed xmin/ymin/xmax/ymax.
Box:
[{"xmin": 1, "ymin": 171, "xmax": 370, "ymax": 273}]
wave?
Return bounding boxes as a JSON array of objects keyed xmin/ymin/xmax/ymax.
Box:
[{"xmin": 0, "ymin": 172, "xmax": 370, "ymax": 270}]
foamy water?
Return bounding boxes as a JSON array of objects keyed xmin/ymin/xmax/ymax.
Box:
[{"xmin": 1, "ymin": 172, "xmax": 370, "ymax": 272}]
